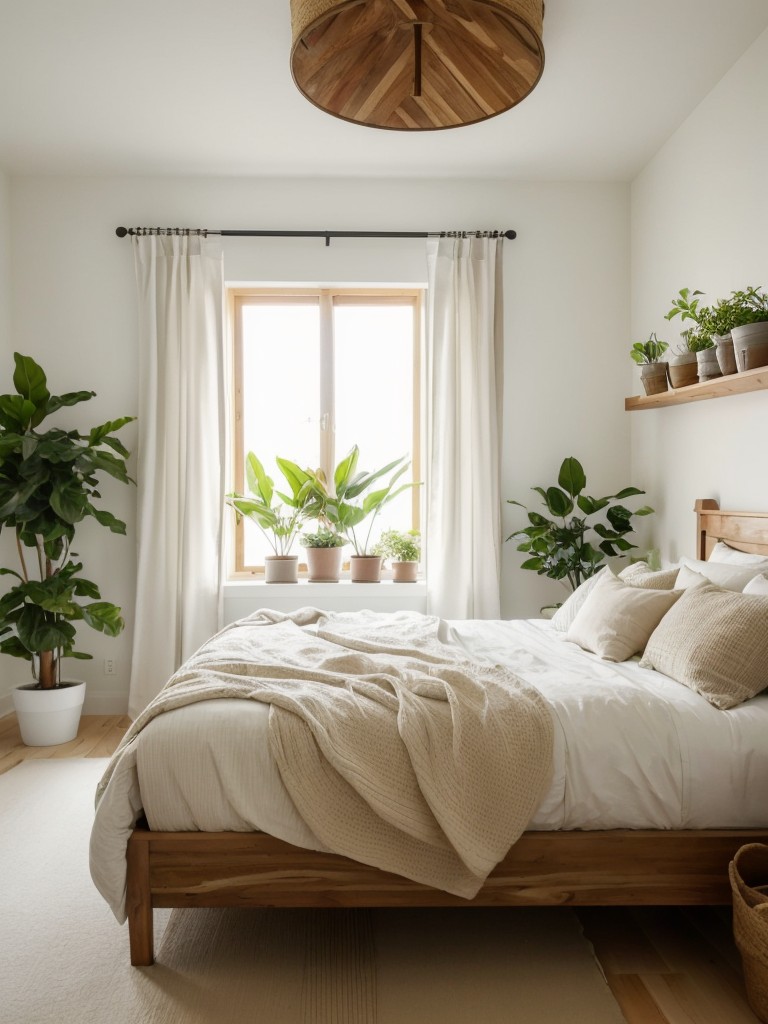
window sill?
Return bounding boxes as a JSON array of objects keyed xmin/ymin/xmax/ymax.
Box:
[{"xmin": 222, "ymin": 579, "xmax": 428, "ymax": 624}]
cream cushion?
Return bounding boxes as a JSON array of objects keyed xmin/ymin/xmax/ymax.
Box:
[
  {"xmin": 618, "ymin": 561, "xmax": 679, "ymax": 590},
  {"xmin": 566, "ymin": 570, "xmax": 682, "ymax": 662},
  {"xmin": 640, "ymin": 581, "xmax": 768, "ymax": 709},
  {"xmin": 550, "ymin": 568, "xmax": 606, "ymax": 632},
  {"xmin": 675, "ymin": 555, "xmax": 768, "ymax": 592},
  {"xmin": 708, "ymin": 541, "xmax": 768, "ymax": 565},
  {"xmin": 743, "ymin": 573, "xmax": 768, "ymax": 596}
]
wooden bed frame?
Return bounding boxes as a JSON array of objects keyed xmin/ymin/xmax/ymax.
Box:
[{"xmin": 126, "ymin": 498, "xmax": 768, "ymax": 965}]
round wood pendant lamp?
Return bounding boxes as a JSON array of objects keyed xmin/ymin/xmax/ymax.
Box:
[{"xmin": 289, "ymin": 0, "xmax": 544, "ymax": 131}]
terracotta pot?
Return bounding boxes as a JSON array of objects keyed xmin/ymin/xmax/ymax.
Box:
[
  {"xmin": 304, "ymin": 546, "xmax": 343, "ymax": 582},
  {"xmin": 640, "ymin": 362, "xmax": 668, "ymax": 396},
  {"xmin": 714, "ymin": 334, "xmax": 737, "ymax": 376},
  {"xmin": 391, "ymin": 560, "xmax": 419, "ymax": 582},
  {"xmin": 264, "ymin": 555, "xmax": 298, "ymax": 583},
  {"xmin": 696, "ymin": 348, "xmax": 722, "ymax": 383},
  {"xmin": 667, "ymin": 352, "xmax": 698, "ymax": 389},
  {"xmin": 349, "ymin": 555, "xmax": 382, "ymax": 582},
  {"xmin": 733, "ymin": 322, "xmax": 768, "ymax": 372}
]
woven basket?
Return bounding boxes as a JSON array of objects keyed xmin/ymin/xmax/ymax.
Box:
[{"xmin": 729, "ymin": 843, "xmax": 768, "ymax": 1023}]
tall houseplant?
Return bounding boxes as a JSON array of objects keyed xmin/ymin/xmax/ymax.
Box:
[
  {"xmin": 0, "ymin": 354, "xmax": 135, "ymax": 743},
  {"xmin": 507, "ymin": 457, "xmax": 653, "ymax": 600}
]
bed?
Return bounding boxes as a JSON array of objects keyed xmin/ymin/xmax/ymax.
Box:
[{"xmin": 90, "ymin": 499, "xmax": 768, "ymax": 965}]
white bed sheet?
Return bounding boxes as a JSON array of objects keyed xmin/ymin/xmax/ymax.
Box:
[{"xmin": 90, "ymin": 617, "xmax": 768, "ymax": 921}]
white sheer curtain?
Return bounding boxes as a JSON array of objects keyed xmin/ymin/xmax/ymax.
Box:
[
  {"xmin": 425, "ymin": 235, "xmax": 504, "ymax": 619},
  {"xmin": 128, "ymin": 234, "xmax": 226, "ymax": 718}
]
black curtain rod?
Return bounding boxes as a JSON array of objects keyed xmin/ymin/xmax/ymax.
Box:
[{"xmin": 115, "ymin": 226, "xmax": 516, "ymax": 247}]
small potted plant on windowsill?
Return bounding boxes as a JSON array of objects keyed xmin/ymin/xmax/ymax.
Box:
[
  {"xmin": 226, "ymin": 454, "xmax": 315, "ymax": 583},
  {"xmin": 300, "ymin": 527, "xmax": 345, "ymax": 582},
  {"xmin": 305, "ymin": 446, "xmax": 418, "ymax": 583},
  {"xmin": 374, "ymin": 529, "xmax": 421, "ymax": 582},
  {"xmin": 0, "ymin": 353, "xmax": 135, "ymax": 747},
  {"xmin": 630, "ymin": 332, "xmax": 669, "ymax": 395}
]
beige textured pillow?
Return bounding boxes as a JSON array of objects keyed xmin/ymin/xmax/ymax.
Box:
[
  {"xmin": 566, "ymin": 570, "xmax": 682, "ymax": 662},
  {"xmin": 640, "ymin": 581, "xmax": 768, "ymax": 709},
  {"xmin": 618, "ymin": 561, "xmax": 680, "ymax": 590},
  {"xmin": 550, "ymin": 568, "xmax": 606, "ymax": 632},
  {"xmin": 676, "ymin": 555, "xmax": 768, "ymax": 592}
]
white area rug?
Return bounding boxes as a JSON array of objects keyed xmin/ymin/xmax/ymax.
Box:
[{"xmin": 0, "ymin": 760, "xmax": 626, "ymax": 1024}]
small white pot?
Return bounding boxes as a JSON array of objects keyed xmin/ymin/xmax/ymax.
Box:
[
  {"xmin": 264, "ymin": 555, "xmax": 299, "ymax": 583},
  {"xmin": 696, "ymin": 348, "xmax": 722, "ymax": 382},
  {"xmin": 12, "ymin": 680, "xmax": 86, "ymax": 747},
  {"xmin": 732, "ymin": 322, "xmax": 768, "ymax": 372}
]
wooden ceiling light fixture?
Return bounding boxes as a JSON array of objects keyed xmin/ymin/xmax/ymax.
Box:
[{"xmin": 289, "ymin": 0, "xmax": 545, "ymax": 130}]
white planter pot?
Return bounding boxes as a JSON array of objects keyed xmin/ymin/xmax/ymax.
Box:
[
  {"xmin": 667, "ymin": 352, "xmax": 698, "ymax": 389},
  {"xmin": 696, "ymin": 348, "xmax": 722, "ymax": 382},
  {"xmin": 714, "ymin": 333, "xmax": 737, "ymax": 376},
  {"xmin": 12, "ymin": 680, "xmax": 86, "ymax": 747},
  {"xmin": 264, "ymin": 555, "xmax": 299, "ymax": 583}
]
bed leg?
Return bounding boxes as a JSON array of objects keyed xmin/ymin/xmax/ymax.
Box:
[{"xmin": 126, "ymin": 833, "xmax": 154, "ymax": 966}]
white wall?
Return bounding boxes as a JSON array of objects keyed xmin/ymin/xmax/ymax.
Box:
[
  {"xmin": 4, "ymin": 174, "xmax": 630, "ymax": 710},
  {"xmin": 631, "ymin": 26, "xmax": 768, "ymax": 563},
  {"xmin": 0, "ymin": 168, "xmax": 9, "ymax": 355}
]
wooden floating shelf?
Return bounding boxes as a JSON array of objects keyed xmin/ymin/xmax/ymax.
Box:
[{"xmin": 625, "ymin": 364, "xmax": 768, "ymax": 411}]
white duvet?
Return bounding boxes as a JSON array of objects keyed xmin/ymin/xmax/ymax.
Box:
[{"xmin": 90, "ymin": 617, "xmax": 768, "ymax": 921}]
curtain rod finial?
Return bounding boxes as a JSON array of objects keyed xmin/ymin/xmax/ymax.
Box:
[{"xmin": 116, "ymin": 226, "xmax": 129, "ymax": 238}]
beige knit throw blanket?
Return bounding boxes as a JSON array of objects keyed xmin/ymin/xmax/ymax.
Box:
[{"xmin": 97, "ymin": 609, "xmax": 554, "ymax": 898}]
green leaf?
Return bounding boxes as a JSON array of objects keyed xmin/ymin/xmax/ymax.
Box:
[
  {"xmin": 558, "ymin": 458, "xmax": 586, "ymax": 498},
  {"xmin": 81, "ymin": 601, "xmax": 125, "ymax": 637},
  {"xmin": 50, "ymin": 481, "xmax": 88, "ymax": 524},
  {"xmin": 614, "ymin": 486, "xmax": 645, "ymax": 499},
  {"xmin": 88, "ymin": 417, "xmax": 136, "ymax": 446},
  {"xmin": 13, "ymin": 353, "xmax": 50, "ymax": 408},
  {"xmin": 0, "ymin": 636, "xmax": 33, "ymax": 661},
  {"xmin": 635, "ymin": 505, "xmax": 654, "ymax": 516},
  {"xmin": 45, "ymin": 391, "xmax": 96, "ymax": 414},
  {"xmin": 545, "ymin": 487, "xmax": 573, "ymax": 518},
  {"xmin": 334, "ymin": 446, "xmax": 359, "ymax": 495},
  {"xmin": 88, "ymin": 506, "xmax": 128, "ymax": 534}
]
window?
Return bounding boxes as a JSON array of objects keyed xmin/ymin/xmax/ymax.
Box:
[{"xmin": 230, "ymin": 287, "xmax": 423, "ymax": 574}]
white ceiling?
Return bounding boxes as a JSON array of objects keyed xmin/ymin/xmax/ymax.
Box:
[{"xmin": 1, "ymin": 0, "xmax": 766, "ymax": 181}]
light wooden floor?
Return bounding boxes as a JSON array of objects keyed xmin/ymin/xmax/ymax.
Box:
[{"xmin": 0, "ymin": 713, "xmax": 762, "ymax": 1024}]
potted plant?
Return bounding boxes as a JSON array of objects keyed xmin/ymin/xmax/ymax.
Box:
[
  {"xmin": 300, "ymin": 526, "xmax": 345, "ymax": 582},
  {"xmin": 629, "ymin": 332, "xmax": 669, "ymax": 395},
  {"xmin": 226, "ymin": 454, "xmax": 314, "ymax": 583},
  {"xmin": 714, "ymin": 286, "xmax": 768, "ymax": 372},
  {"xmin": 305, "ymin": 446, "xmax": 417, "ymax": 582},
  {"xmin": 0, "ymin": 353, "xmax": 134, "ymax": 746},
  {"xmin": 664, "ymin": 287, "xmax": 719, "ymax": 382},
  {"xmin": 506, "ymin": 456, "xmax": 653, "ymax": 608},
  {"xmin": 375, "ymin": 528, "xmax": 421, "ymax": 582}
]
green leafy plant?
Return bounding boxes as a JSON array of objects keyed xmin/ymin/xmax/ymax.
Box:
[
  {"xmin": 374, "ymin": 528, "xmax": 421, "ymax": 563},
  {"xmin": 506, "ymin": 457, "xmax": 654, "ymax": 594},
  {"xmin": 0, "ymin": 353, "xmax": 135, "ymax": 689},
  {"xmin": 629, "ymin": 332, "xmax": 669, "ymax": 364},
  {"xmin": 708, "ymin": 286, "xmax": 768, "ymax": 334},
  {"xmin": 300, "ymin": 526, "xmax": 344, "ymax": 549},
  {"xmin": 305, "ymin": 446, "xmax": 417, "ymax": 556},
  {"xmin": 665, "ymin": 287, "xmax": 714, "ymax": 349},
  {"xmin": 226, "ymin": 454, "xmax": 316, "ymax": 556}
]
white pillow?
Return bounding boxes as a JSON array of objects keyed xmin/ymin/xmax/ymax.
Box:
[
  {"xmin": 676, "ymin": 555, "xmax": 768, "ymax": 592},
  {"xmin": 743, "ymin": 573, "xmax": 768, "ymax": 596},
  {"xmin": 708, "ymin": 541, "xmax": 768, "ymax": 566},
  {"xmin": 550, "ymin": 568, "xmax": 607, "ymax": 632},
  {"xmin": 565, "ymin": 570, "xmax": 682, "ymax": 662},
  {"xmin": 618, "ymin": 561, "xmax": 679, "ymax": 590}
]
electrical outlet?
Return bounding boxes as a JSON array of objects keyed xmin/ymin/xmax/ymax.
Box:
[{"xmin": 104, "ymin": 658, "xmax": 115, "ymax": 676}]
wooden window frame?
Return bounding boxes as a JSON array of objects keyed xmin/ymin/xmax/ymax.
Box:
[{"xmin": 230, "ymin": 286, "xmax": 423, "ymax": 577}]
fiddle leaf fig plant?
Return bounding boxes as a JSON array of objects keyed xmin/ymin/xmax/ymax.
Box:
[
  {"xmin": 507, "ymin": 457, "xmax": 654, "ymax": 593},
  {"xmin": 0, "ymin": 353, "xmax": 135, "ymax": 689}
]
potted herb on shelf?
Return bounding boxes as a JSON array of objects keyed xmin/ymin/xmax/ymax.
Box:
[
  {"xmin": 375, "ymin": 529, "xmax": 421, "ymax": 582},
  {"xmin": 629, "ymin": 332, "xmax": 669, "ymax": 395},
  {"xmin": 305, "ymin": 446, "xmax": 417, "ymax": 582},
  {"xmin": 300, "ymin": 527, "xmax": 345, "ymax": 582},
  {"xmin": 0, "ymin": 353, "xmax": 135, "ymax": 747},
  {"xmin": 714, "ymin": 286, "xmax": 768, "ymax": 372},
  {"xmin": 226, "ymin": 454, "xmax": 315, "ymax": 583},
  {"xmin": 506, "ymin": 456, "xmax": 653, "ymax": 608},
  {"xmin": 663, "ymin": 287, "xmax": 719, "ymax": 382}
]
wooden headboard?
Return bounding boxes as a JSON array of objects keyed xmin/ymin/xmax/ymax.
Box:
[{"xmin": 695, "ymin": 498, "xmax": 768, "ymax": 559}]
